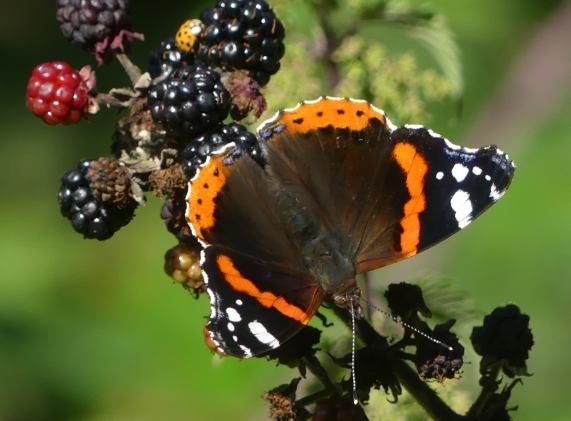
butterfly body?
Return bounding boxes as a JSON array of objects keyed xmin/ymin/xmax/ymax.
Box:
[{"xmin": 186, "ymin": 97, "xmax": 515, "ymax": 358}]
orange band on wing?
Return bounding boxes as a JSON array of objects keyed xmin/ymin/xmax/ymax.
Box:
[
  {"xmin": 216, "ymin": 254, "xmax": 312, "ymax": 324},
  {"xmin": 186, "ymin": 155, "xmax": 228, "ymax": 240},
  {"xmin": 272, "ymin": 98, "xmax": 386, "ymax": 134},
  {"xmin": 392, "ymin": 143, "xmax": 428, "ymax": 255}
]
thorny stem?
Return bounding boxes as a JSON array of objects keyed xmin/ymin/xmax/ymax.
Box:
[
  {"xmin": 95, "ymin": 92, "xmax": 133, "ymax": 108},
  {"xmin": 296, "ymin": 388, "xmax": 333, "ymax": 407},
  {"xmin": 329, "ymin": 303, "xmax": 464, "ymax": 421},
  {"xmin": 116, "ymin": 53, "xmax": 142, "ymax": 87},
  {"xmin": 316, "ymin": 0, "xmax": 341, "ymax": 90},
  {"xmin": 467, "ymin": 365, "xmax": 501, "ymax": 419},
  {"xmin": 303, "ymin": 354, "xmax": 340, "ymax": 395}
]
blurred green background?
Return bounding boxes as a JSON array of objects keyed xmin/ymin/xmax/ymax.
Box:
[{"xmin": 1, "ymin": 0, "xmax": 570, "ymax": 420}]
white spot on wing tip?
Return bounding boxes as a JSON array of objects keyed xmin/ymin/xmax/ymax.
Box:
[
  {"xmin": 450, "ymin": 190, "xmax": 473, "ymax": 229},
  {"xmin": 490, "ymin": 184, "xmax": 505, "ymax": 201},
  {"xmin": 472, "ymin": 166, "xmax": 483, "ymax": 176},
  {"xmin": 451, "ymin": 164, "xmax": 469, "ymax": 182},
  {"xmin": 436, "ymin": 171, "xmax": 444, "ymax": 180}
]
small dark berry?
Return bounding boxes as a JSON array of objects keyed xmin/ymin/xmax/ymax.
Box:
[
  {"xmin": 58, "ymin": 158, "xmax": 137, "ymax": 240},
  {"xmin": 471, "ymin": 304, "xmax": 534, "ymax": 377},
  {"xmin": 196, "ymin": 0, "xmax": 286, "ymax": 86},
  {"xmin": 56, "ymin": 0, "xmax": 142, "ymax": 63},
  {"xmin": 180, "ymin": 123, "xmax": 263, "ymax": 178},
  {"xmin": 148, "ymin": 65, "xmax": 231, "ymax": 138},
  {"xmin": 148, "ymin": 37, "xmax": 194, "ymax": 79}
]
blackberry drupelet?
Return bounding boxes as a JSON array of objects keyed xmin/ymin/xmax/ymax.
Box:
[
  {"xmin": 197, "ymin": 0, "xmax": 285, "ymax": 86},
  {"xmin": 58, "ymin": 159, "xmax": 137, "ymax": 240},
  {"xmin": 148, "ymin": 64, "xmax": 231, "ymax": 138},
  {"xmin": 26, "ymin": 61, "xmax": 89, "ymax": 125},
  {"xmin": 56, "ymin": 0, "xmax": 139, "ymax": 62},
  {"xmin": 148, "ymin": 37, "xmax": 194, "ymax": 79},
  {"xmin": 180, "ymin": 122, "xmax": 263, "ymax": 178}
]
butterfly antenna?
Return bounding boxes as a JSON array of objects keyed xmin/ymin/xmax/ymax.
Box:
[
  {"xmin": 361, "ymin": 297, "xmax": 453, "ymax": 351},
  {"xmin": 349, "ymin": 295, "xmax": 359, "ymax": 405}
]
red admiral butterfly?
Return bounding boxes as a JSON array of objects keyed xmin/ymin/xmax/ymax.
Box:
[{"xmin": 186, "ymin": 97, "xmax": 515, "ymax": 358}]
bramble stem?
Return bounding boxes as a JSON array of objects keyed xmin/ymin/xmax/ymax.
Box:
[
  {"xmin": 330, "ymin": 303, "xmax": 463, "ymax": 421},
  {"xmin": 303, "ymin": 354, "xmax": 340, "ymax": 394},
  {"xmin": 296, "ymin": 388, "xmax": 332, "ymax": 407},
  {"xmin": 116, "ymin": 53, "xmax": 142, "ymax": 87},
  {"xmin": 392, "ymin": 358, "xmax": 463, "ymax": 421},
  {"xmin": 316, "ymin": 0, "xmax": 340, "ymax": 90}
]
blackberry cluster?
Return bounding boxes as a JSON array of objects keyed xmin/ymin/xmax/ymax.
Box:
[
  {"xmin": 56, "ymin": 0, "xmax": 132, "ymax": 53},
  {"xmin": 148, "ymin": 64, "xmax": 231, "ymax": 138},
  {"xmin": 471, "ymin": 304, "xmax": 533, "ymax": 377},
  {"xmin": 197, "ymin": 0, "xmax": 286, "ymax": 86},
  {"xmin": 180, "ymin": 123, "xmax": 263, "ymax": 177},
  {"xmin": 148, "ymin": 37, "xmax": 194, "ymax": 79},
  {"xmin": 58, "ymin": 159, "xmax": 137, "ymax": 240}
]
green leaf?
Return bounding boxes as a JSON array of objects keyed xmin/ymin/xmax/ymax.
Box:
[
  {"xmin": 380, "ymin": 1, "xmax": 463, "ymax": 97},
  {"xmin": 403, "ymin": 17, "xmax": 463, "ymax": 97}
]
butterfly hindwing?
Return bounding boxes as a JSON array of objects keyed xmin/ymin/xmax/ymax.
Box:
[{"xmin": 202, "ymin": 246, "xmax": 322, "ymax": 357}]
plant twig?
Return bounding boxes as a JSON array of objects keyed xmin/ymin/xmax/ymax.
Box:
[
  {"xmin": 303, "ymin": 354, "xmax": 340, "ymax": 394},
  {"xmin": 330, "ymin": 303, "xmax": 463, "ymax": 421},
  {"xmin": 316, "ymin": 1, "xmax": 341, "ymax": 90},
  {"xmin": 296, "ymin": 388, "xmax": 332, "ymax": 407},
  {"xmin": 116, "ymin": 53, "xmax": 142, "ymax": 87}
]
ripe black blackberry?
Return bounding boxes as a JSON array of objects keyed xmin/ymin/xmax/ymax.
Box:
[
  {"xmin": 180, "ymin": 122, "xmax": 263, "ymax": 178},
  {"xmin": 196, "ymin": 0, "xmax": 286, "ymax": 86},
  {"xmin": 58, "ymin": 159, "xmax": 137, "ymax": 240},
  {"xmin": 148, "ymin": 64, "xmax": 231, "ymax": 138},
  {"xmin": 56, "ymin": 0, "xmax": 141, "ymax": 63},
  {"xmin": 148, "ymin": 37, "xmax": 194, "ymax": 79}
]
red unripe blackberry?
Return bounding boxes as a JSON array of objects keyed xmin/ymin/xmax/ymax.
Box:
[
  {"xmin": 26, "ymin": 61, "xmax": 89, "ymax": 125},
  {"xmin": 58, "ymin": 159, "xmax": 137, "ymax": 240},
  {"xmin": 196, "ymin": 0, "xmax": 285, "ymax": 86},
  {"xmin": 148, "ymin": 64, "xmax": 231, "ymax": 138},
  {"xmin": 148, "ymin": 37, "xmax": 194, "ymax": 80},
  {"xmin": 180, "ymin": 122, "xmax": 263, "ymax": 178},
  {"xmin": 56, "ymin": 0, "xmax": 141, "ymax": 63}
]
